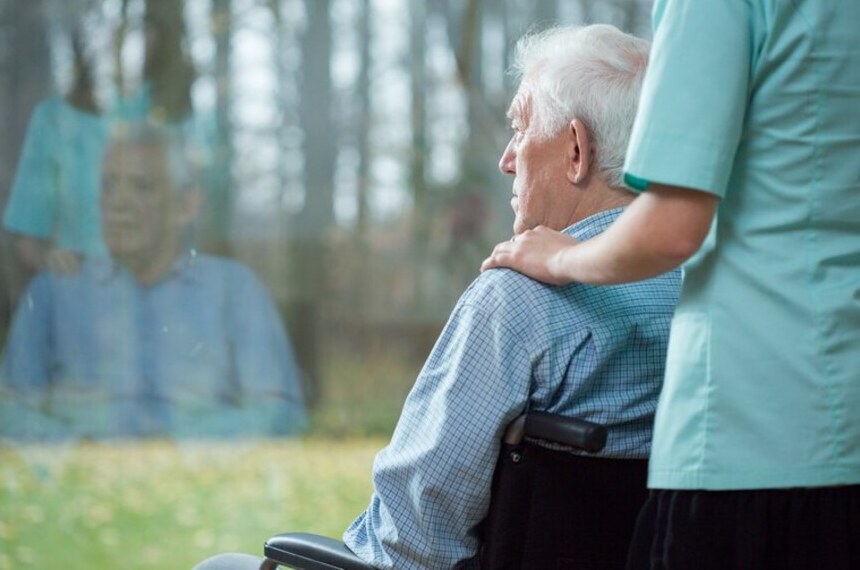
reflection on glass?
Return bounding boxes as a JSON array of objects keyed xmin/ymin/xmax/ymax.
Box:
[
  {"xmin": 2, "ymin": 56, "xmax": 107, "ymax": 273},
  {"xmin": 1, "ymin": 122, "xmax": 306, "ymax": 440},
  {"xmin": 0, "ymin": 1, "xmax": 655, "ymax": 567}
]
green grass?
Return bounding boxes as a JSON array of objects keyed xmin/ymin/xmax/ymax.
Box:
[{"xmin": 0, "ymin": 436, "xmax": 384, "ymax": 569}]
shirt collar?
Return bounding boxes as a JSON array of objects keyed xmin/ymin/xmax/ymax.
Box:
[
  {"xmin": 562, "ymin": 207, "xmax": 625, "ymax": 242},
  {"xmin": 90, "ymin": 250, "xmax": 202, "ymax": 286}
]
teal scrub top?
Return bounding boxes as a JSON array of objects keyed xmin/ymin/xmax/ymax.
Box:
[
  {"xmin": 3, "ymin": 96, "xmax": 108, "ymax": 256},
  {"xmin": 624, "ymin": 0, "xmax": 860, "ymax": 490}
]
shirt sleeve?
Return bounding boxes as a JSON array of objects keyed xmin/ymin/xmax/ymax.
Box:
[
  {"xmin": 0, "ymin": 274, "xmax": 67, "ymax": 439},
  {"xmin": 624, "ymin": 0, "xmax": 754, "ymax": 197},
  {"xmin": 3, "ymin": 100, "xmax": 59, "ymax": 238},
  {"xmin": 2, "ymin": 274, "xmax": 53, "ymax": 387},
  {"xmin": 342, "ymin": 297, "xmax": 531, "ymax": 569},
  {"xmin": 227, "ymin": 264, "xmax": 308, "ymax": 435}
]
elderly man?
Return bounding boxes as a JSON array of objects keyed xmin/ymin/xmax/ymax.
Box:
[
  {"xmin": 194, "ymin": 23, "xmax": 678, "ymax": 569},
  {"xmin": 0, "ymin": 122, "xmax": 306, "ymax": 439}
]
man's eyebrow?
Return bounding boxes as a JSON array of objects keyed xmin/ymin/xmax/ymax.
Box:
[
  {"xmin": 507, "ymin": 93, "xmax": 529, "ymax": 125},
  {"xmin": 506, "ymin": 100, "xmax": 523, "ymax": 123}
]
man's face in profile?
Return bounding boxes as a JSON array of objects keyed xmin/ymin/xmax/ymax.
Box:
[
  {"xmin": 100, "ymin": 140, "xmax": 181, "ymax": 262},
  {"xmin": 499, "ymin": 79, "xmax": 578, "ymax": 235}
]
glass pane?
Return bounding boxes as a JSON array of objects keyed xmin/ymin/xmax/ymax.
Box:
[{"xmin": 0, "ymin": 1, "xmax": 653, "ymax": 567}]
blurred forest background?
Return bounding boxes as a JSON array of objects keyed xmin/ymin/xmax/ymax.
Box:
[
  {"xmin": 0, "ymin": 1, "xmax": 655, "ymax": 567},
  {"xmin": 0, "ymin": 0, "xmax": 652, "ymax": 435}
]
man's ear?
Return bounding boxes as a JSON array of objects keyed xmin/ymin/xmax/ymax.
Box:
[{"xmin": 566, "ymin": 118, "xmax": 593, "ymax": 185}]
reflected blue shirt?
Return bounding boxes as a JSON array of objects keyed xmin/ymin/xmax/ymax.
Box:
[
  {"xmin": 0, "ymin": 252, "xmax": 306, "ymax": 439},
  {"xmin": 343, "ymin": 209, "xmax": 680, "ymax": 569}
]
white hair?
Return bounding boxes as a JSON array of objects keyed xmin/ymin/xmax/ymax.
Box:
[
  {"xmin": 107, "ymin": 120, "xmax": 199, "ymax": 195},
  {"xmin": 511, "ymin": 24, "xmax": 650, "ymax": 189}
]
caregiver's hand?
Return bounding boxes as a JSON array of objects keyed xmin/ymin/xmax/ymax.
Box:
[{"xmin": 480, "ymin": 226, "xmax": 580, "ymax": 286}]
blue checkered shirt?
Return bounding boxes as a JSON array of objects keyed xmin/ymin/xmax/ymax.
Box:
[
  {"xmin": 343, "ymin": 208, "xmax": 681, "ymax": 568},
  {"xmin": 1, "ymin": 253, "xmax": 307, "ymax": 439}
]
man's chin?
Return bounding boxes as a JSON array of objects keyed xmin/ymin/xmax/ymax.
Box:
[
  {"xmin": 104, "ymin": 238, "xmax": 142, "ymax": 257},
  {"xmin": 512, "ymin": 219, "xmax": 529, "ymax": 235}
]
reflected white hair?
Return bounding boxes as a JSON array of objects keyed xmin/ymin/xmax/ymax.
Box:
[
  {"xmin": 107, "ymin": 120, "xmax": 198, "ymax": 195},
  {"xmin": 511, "ymin": 24, "xmax": 649, "ymax": 189}
]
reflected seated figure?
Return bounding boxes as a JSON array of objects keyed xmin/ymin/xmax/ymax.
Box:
[{"xmin": 0, "ymin": 121, "xmax": 306, "ymax": 440}]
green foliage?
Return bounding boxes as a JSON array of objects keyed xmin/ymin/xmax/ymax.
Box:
[{"xmin": 309, "ymin": 342, "xmax": 419, "ymax": 438}]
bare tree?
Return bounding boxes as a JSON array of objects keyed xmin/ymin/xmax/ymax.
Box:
[
  {"xmin": 298, "ymin": 0, "xmax": 335, "ymax": 238},
  {"xmin": 206, "ymin": 0, "xmax": 235, "ymax": 255},
  {"xmin": 0, "ymin": 0, "xmax": 52, "ymax": 337},
  {"xmin": 356, "ymin": 0, "xmax": 372, "ymax": 238},
  {"xmin": 143, "ymin": 0, "xmax": 195, "ymax": 122}
]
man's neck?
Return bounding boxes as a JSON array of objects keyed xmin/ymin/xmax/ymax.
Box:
[
  {"xmin": 567, "ymin": 181, "xmax": 635, "ymax": 228},
  {"xmin": 115, "ymin": 247, "xmax": 181, "ymax": 287}
]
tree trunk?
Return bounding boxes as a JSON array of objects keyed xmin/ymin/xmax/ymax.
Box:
[
  {"xmin": 0, "ymin": 0, "xmax": 52, "ymax": 339},
  {"xmin": 298, "ymin": 0, "xmax": 335, "ymax": 238},
  {"xmin": 205, "ymin": 0, "xmax": 235, "ymax": 256},
  {"xmin": 290, "ymin": 0, "xmax": 336, "ymax": 405}
]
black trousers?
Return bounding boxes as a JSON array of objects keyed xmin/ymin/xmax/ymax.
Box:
[{"xmin": 626, "ymin": 485, "xmax": 860, "ymax": 570}]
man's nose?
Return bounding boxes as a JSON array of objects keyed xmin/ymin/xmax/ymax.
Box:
[
  {"xmin": 499, "ymin": 138, "xmax": 516, "ymax": 175},
  {"xmin": 102, "ymin": 187, "xmax": 132, "ymax": 211}
]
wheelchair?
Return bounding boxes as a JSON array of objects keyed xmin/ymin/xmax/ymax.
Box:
[{"xmin": 260, "ymin": 411, "xmax": 648, "ymax": 569}]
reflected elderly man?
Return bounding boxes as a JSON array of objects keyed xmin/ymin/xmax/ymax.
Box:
[
  {"xmin": 0, "ymin": 122, "xmax": 306, "ymax": 439},
  {"xmin": 194, "ymin": 24, "xmax": 678, "ymax": 569}
]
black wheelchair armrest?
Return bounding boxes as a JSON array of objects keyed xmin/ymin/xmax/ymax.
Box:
[
  {"xmin": 504, "ymin": 411, "xmax": 607, "ymax": 453},
  {"xmin": 526, "ymin": 411, "xmax": 607, "ymax": 453},
  {"xmin": 264, "ymin": 532, "xmax": 375, "ymax": 570}
]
